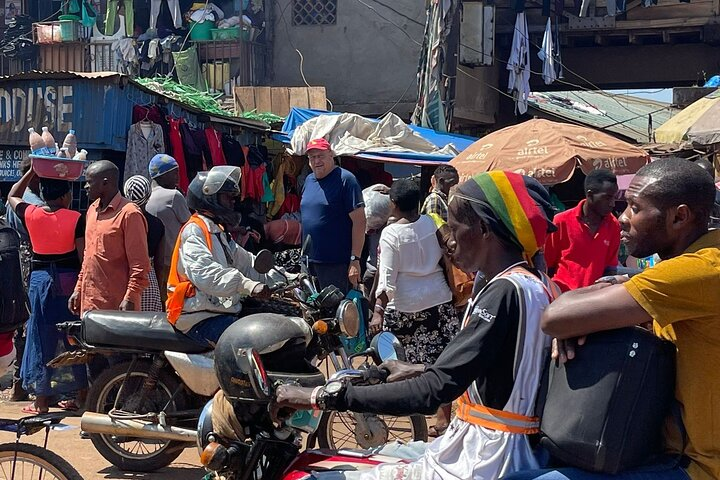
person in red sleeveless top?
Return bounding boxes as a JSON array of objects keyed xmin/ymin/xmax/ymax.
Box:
[{"xmin": 8, "ymin": 168, "xmax": 88, "ymax": 414}]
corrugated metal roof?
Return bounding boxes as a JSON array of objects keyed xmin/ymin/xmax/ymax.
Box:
[
  {"xmin": 0, "ymin": 71, "xmax": 269, "ymax": 132},
  {"xmin": 0, "ymin": 70, "xmax": 123, "ymax": 81},
  {"xmin": 528, "ymin": 91, "xmax": 678, "ymax": 144}
]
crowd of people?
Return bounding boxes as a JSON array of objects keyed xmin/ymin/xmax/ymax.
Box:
[{"xmin": 0, "ymin": 137, "xmax": 718, "ymax": 480}]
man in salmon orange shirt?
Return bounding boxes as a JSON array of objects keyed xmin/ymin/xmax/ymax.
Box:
[
  {"xmin": 544, "ymin": 169, "xmax": 620, "ymax": 292},
  {"xmin": 69, "ymin": 161, "xmax": 150, "ymax": 315}
]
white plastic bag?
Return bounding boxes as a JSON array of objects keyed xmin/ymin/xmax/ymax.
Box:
[{"xmin": 363, "ymin": 184, "xmax": 391, "ymax": 232}]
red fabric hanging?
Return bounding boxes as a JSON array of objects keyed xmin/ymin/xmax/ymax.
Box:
[
  {"xmin": 205, "ymin": 127, "xmax": 227, "ymax": 166},
  {"xmin": 168, "ymin": 117, "xmax": 189, "ymax": 193}
]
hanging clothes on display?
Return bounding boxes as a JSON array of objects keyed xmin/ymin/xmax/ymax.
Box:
[
  {"xmin": 261, "ymin": 171, "xmax": 275, "ymax": 203},
  {"xmin": 538, "ymin": 18, "xmax": 556, "ymax": 85},
  {"xmin": 105, "ymin": 0, "xmax": 134, "ymax": 36},
  {"xmin": 205, "ymin": 127, "xmax": 227, "ymax": 166},
  {"xmin": 222, "ymin": 134, "xmax": 245, "ymax": 167},
  {"xmin": 179, "ymin": 122, "xmax": 204, "ymax": 183},
  {"xmin": 133, "ymin": 104, "xmax": 170, "ymax": 152},
  {"xmin": 172, "ymin": 46, "xmax": 206, "ymax": 92},
  {"xmin": 150, "ymin": 0, "xmax": 182, "ymax": 29},
  {"xmin": 126, "ymin": 121, "xmax": 165, "ymax": 180},
  {"xmin": 240, "ymin": 146, "xmax": 271, "ymax": 202},
  {"xmin": 192, "ymin": 128, "xmax": 213, "ymax": 169},
  {"xmin": 507, "ymin": 12, "xmax": 531, "ymax": 115},
  {"xmin": 168, "ymin": 117, "xmax": 190, "ymax": 192}
]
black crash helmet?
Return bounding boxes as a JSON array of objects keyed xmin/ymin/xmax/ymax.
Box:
[
  {"xmin": 214, "ymin": 313, "xmax": 321, "ymax": 402},
  {"xmin": 187, "ymin": 166, "xmax": 242, "ymax": 227}
]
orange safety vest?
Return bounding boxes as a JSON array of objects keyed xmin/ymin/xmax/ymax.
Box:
[
  {"xmin": 166, "ymin": 214, "xmax": 214, "ymax": 325},
  {"xmin": 455, "ymin": 266, "xmax": 561, "ymax": 435}
]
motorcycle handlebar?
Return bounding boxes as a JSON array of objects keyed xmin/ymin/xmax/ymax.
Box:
[{"xmin": 362, "ymin": 365, "xmax": 389, "ymax": 385}]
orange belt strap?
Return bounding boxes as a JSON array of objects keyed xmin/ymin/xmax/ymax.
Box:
[{"xmin": 456, "ymin": 393, "xmax": 540, "ymax": 434}]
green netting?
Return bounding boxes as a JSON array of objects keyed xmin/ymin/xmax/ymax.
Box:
[{"xmin": 134, "ymin": 77, "xmax": 285, "ymax": 124}]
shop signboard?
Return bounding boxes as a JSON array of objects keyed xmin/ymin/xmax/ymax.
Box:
[
  {"xmin": 0, "ymin": 147, "xmax": 31, "ymax": 181},
  {"xmin": 0, "ymin": 85, "xmax": 75, "ymax": 146}
]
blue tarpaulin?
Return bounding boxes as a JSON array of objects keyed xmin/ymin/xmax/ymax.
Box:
[{"xmin": 271, "ymin": 108, "xmax": 477, "ymax": 165}]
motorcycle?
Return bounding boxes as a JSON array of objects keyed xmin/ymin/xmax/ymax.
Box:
[
  {"xmin": 52, "ymin": 250, "xmax": 425, "ymax": 472},
  {"xmin": 50, "ymin": 249, "xmax": 283, "ymax": 472},
  {"xmin": 197, "ymin": 331, "xmax": 413, "ymax": 480},
  {"xmin": 272, "ymin": 275, "xmax": 428, "ymax": 450}
]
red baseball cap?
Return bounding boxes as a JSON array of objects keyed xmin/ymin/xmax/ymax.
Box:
[{"xmin": 306, "ymin": 138, "xmax": 331, "ymax": 152}]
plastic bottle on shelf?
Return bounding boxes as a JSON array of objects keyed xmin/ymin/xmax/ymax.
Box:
[
  {"xmin": 62, "ymin": 130, "xmax": 78, "ymax": 158},
  {"xmin": 28, "ymin": 127, "xmax": 47, "ymax": 154},
  {"xmin": 41, "ymin": 127, "xmax": 57, "ymax": 154},
  {"xmin": 73, "ymin": 149, "xmax": 88, "ymax": 161}
]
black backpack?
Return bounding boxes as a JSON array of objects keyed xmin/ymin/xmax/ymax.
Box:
[
  {"xmin": 537, "ymin": 327, "xmax": 677, "ymax": 474},
  {"xmin": 0, "ymin": 219, "xmax": 29, "ymax": 333}
]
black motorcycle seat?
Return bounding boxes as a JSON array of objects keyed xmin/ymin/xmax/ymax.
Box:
[
  {"xmin": 83, "ymin": 310, "xmax": 211, "ymax": 354},
  {"xmin": 268, "ymin": 372, "xmax": 326, "ymax": 388}
]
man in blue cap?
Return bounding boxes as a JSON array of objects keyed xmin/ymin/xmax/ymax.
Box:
[{"xmin": 146, "ymin": 154, "xmax": 191, "ymax": 301}]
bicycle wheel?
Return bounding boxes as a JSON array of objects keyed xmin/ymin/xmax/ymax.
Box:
[{"xmin": 0, "ymin": 442, "xmax": 83, "ymax": 480}]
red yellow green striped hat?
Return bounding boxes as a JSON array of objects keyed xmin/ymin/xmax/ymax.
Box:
[{"xmin": 450, "ymin": 171, "xmax": 552, "ymax": 261}]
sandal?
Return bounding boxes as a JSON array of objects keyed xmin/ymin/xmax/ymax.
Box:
[
  {"xmin": 56, "ymin": 399, "xmax": 81, "ymax": 411},
  {"xmin": 427, "ymin": 425, "xmax": 448, "ymax": 438},
  {"xmin": 21, "ymin": 404, "xmax": 48, "ymax": 415}
]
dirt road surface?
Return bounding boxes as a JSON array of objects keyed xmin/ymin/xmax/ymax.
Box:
[{"xmin": 0, "ymin": 400, "xmax": 205, "ymax": 480}]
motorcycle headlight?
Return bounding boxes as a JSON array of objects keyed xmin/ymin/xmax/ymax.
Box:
[{"xmin": 335, "ymin": 299, "xmax": 360, "ymax": 338}]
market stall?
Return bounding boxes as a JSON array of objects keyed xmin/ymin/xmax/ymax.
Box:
[{"xmin": 0, "ymin": 71, "xmax": 269, "ymax": 210}]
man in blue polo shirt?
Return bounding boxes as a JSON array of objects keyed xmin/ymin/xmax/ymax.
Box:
[{"xmin": 300, "ymin": 138, "xmax": 366, "ymax": 294}]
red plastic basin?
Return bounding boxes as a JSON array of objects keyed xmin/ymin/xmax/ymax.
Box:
[{"xmin": 30, "ymin": 154, "xmax": 86, "ymax": 180}]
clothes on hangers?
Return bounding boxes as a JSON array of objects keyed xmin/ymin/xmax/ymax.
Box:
[
  {"xmin": 205, "ymin": 127, "xmax": 227, "ymax": 166},
  {"xmin": 507, "ymin": 12, "xmax": 530, "ymax": 115},
  {"xmin": 168, "ymin": 117, "xmax": 190, "ymax": 192},
  {"xmin": 126, "ymin": 122, "xmax": 165, "ymax": 180},
  {"xmin": 261, "ymin": 171, "xmax": 275, "ymax": 203},
  {"xmin": 246, "ymin": 144, "xmax": 269, "ymax": 168},
  {"xmin": 150, "ymin": 0, "xmax": 182, "ymax": 30},
  {"xmin": 538, "ymin": 18, "xmax": 556, "ymax": 85},
  {"xmin": 105, "ymin": 0, "xmax": 134, "ymax": 36},
  {"xmin": 179, "ymin": 122, "xmax": 204, "ymax": 183},
  {"xmin": 269, "ymin": 154, "xmax": 303, "ymax": 218},
  {"xmin": 221, "ymin": 134, "xmax": 245, "ymax": 167},
  {"xmin": 133, "ymin": 104, "xmax": 170, "ymax": 151}
]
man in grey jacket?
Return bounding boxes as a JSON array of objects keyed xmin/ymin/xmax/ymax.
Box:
[{"xmin": 166, "ymin": 166, "xmax": 283, "ymax": 346}]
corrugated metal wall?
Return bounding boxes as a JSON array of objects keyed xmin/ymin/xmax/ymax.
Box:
[{"xmin": 0, "ymin": 76, "xmax": 136, "ymax": 151}]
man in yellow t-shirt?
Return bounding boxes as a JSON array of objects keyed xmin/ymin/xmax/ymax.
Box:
[{"xmin": 503, "ymin": 158, "xmax": 720, "ymax": 480}]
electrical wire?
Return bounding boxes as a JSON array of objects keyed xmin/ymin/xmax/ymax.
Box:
[
  {"xmin": 165, "ymin": 0, "xmax": 210, "ymax": 80},
  {"xmin": 358, "ymin": 0, "xmax": 670, "ymax": 120},
  {"xmin": 378, "ymin": 75, "xmax": 416, "ymax": 118},
  {"xmin": 457, "ymin": 67, "xmax": 669, "ymax": 141},
  {"xmin": 0, "ymin": 0, "xmax": 72, "ymax": 55},
  {"xmin": 275, "ymin": 0, "xmax": 334, "ymax": 111},
  {"xmin": 351, "ymin": 0, "xmax": 423, "ymax": 46},
  {"xmin": 353, "ymin": 0, "xmax": 652, "ymax": 132}
]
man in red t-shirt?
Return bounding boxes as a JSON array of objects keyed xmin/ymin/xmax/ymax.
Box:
[{"xmin": 544, "ymin": 169, "xmax": 620, "ymax": 292}]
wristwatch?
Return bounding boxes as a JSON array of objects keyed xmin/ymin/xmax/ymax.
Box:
[
  {"xmin": 316, "ymin": 380, "xmax": 346, "ymax": 410},
  {"xmin": 350, "ymin": 255, "xmax": 360, "ymax": 263}
]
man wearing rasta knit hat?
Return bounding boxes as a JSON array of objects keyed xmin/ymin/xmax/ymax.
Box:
[
  {"xmin": 146, "ymin": 154, "xmax": 191, "ymax": 302},
  {"xmin": 276, "ymin": 171, "xmax": 561, "ymax": 480}
]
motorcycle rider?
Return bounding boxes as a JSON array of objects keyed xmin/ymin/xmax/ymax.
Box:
[
  {"xmin": 276, "ymin": 171, "xmax": 560, "ymax": 479},
  {"xmin": 166, "ymin": 166, "xmax": 280, "ymax": 346}
]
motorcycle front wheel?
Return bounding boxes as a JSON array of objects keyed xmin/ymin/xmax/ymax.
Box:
[
  {"xmin": 317, "ymin": 411, "xmax": 428, "ymax": 450},
  {"xmin": 86, "ymin": 360, "xmax": 190, "ymax": 472}
]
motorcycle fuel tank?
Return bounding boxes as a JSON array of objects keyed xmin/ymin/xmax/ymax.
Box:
[{"xmin": 165, "ymin": 350, "xmax": 220, "ymax": 396}]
